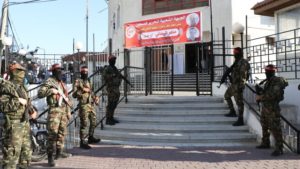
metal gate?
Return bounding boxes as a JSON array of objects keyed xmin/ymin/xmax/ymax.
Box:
[
  {"xmin": 195, "ymin": 42, "xmax": 213, "ymax": 95},
  {"xmin": 145, "ymin": 45, "xmax": 173, "ymax": 95},
  {"xmin": 126, "ymin": 43, "xmax": 214, "ymax": 96}
]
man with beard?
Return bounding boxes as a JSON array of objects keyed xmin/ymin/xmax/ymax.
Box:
[
  {"xmin": 256, "ymin": 64, "xmax": 288, "ymax": 156},
  {"xmin": 72, "ymin": 66, "xmax": 100, "ymax": 149},
  {"xmin": 224, "ymin": 47, "xmax": 250, "ymax": 126},
  {"xmin": 38, "ymin": 64, "xmax": 72, "ymax": 167},
  {"xmin": 0, "ymin": 63, "xmax": 37, "ymax": 169},
  {"xmin": 103, "ymin": 55, "xmax": 122, "ymax": 125}
]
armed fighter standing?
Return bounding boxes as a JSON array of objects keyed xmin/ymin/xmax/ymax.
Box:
[
  {"xmin": 222, "ymin": 47, "xmax": 250, "ymax": 126},
  {"xmin": 73, "ymin": 66, "xmax": 101, "ymax": 149},
  {"xmin": 38, "ymin": 64, "xmax": 72, "ymax": 167},
  {"xmin": 0, "ymin": 63, "xmax": 37, "ymax": 169}
]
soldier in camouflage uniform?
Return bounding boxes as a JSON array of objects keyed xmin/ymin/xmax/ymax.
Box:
[
  {"xmin": 38, "ymin": 64, "xmax": 72, "ymax": 167},
  {"xmin": 224, "ymin": 47, "xmax": 250, "ymax": 126},
  {"xmin": 72, "ymin": 66, "xmax": 100, "ymax": 149},
  {"xmin": 0, "ymin": 63, "xmax": 37, "ymax": 169},
  {"xmin": 256, "ymin": 64, "xmax": 288, "ymax": 156},
  {"xmin": 103, "ymin": 55, "xmax": 122, "ymax": 125}
]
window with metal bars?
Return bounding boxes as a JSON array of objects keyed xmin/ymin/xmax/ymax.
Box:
[{"xmin": 142, "ymin": 0, "xmax": 209, "ymax": 15}]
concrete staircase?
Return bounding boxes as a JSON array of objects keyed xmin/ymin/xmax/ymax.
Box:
[
  {"xmin": 95, "ymin": 95, "xmax": 257, "ymax": 147},
  {"xmin": 173, "ymin": 73, "xmax": 211, "ymax": 92}
]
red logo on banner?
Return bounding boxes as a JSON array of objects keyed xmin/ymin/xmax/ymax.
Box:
[{"xmin": 125, "ymin": 12, "xmax": 201, "ymax": 48}]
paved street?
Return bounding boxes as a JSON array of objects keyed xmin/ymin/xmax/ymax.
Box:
[{"xmin": 31, "ymin": 143, "xmax": 300, "ymax": 169}]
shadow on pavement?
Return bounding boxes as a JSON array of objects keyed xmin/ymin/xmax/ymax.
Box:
[{"xmin": 63, "ymin": 143, "xmax": 299, "ymax": 163}]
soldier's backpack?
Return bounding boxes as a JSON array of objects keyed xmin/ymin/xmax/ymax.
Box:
[{"xmin": 277, "ymin": 77, "xmax": 288, "ymax": 102}]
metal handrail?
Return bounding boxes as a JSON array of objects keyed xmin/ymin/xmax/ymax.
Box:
[
  {"xmin": 35, "ymin": 68, "xmax": 103, "ymax": 120},
  {"xmin": 96, "ymin": 65, "xmax": 145, "ymax": 129},
  {"xmin": 66, "ymin": 65, "xmax": 143, "ymax": 130},
  {"xmin": 248, "ymin": 27, "xmax": 300, "ymax": 41},
  {"xmin": 244, "ymin": 83, "xmax": 300, "ymax": 154}
]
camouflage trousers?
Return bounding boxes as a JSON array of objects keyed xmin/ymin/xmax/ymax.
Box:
[
  {"xmin": 106, "ymin": 89, "xmax": 120, "ymax": 119},
  {"xmin": 79, "ymin": 104, "xmax": 97, "ymax": 140},
  {"xmin": 2, "ymin": 119, "xmax": 31, "ymax": 169},
  {"xmin": 224, "ymin": 84, "xmax": 244, "ymax": 117},
  {"xmin": 260, "ymin": 103, "xmax": 283, "ymax": 150},
  {"xmin": 46, "ymin": 107, "xmax": 68, "ymax": 153}
]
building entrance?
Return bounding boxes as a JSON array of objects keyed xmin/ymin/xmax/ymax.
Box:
[
  {"xmin": 185, "ymin": 43, "xmax": 210, "ymax": 73},
  {"xmin": 185, "ymin": 43, "xmax": 197, "ymax": 73}
]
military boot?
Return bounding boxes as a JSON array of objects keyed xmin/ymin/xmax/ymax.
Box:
[
  {"xmin": 106, "ymin": 118, "xmax": 116, "ymax": 125},
  {"xmin": 112, "ymin": 118, "xmax": 119, "ymax": 123},
  {"xmin": 48, "ymin": 153, "xmax": 56, "ymax": 167},
  {"xmin": 232, "ymin": 117, "xmax": 244, "ymax": 126},
  {"xmin": 224, "ymin": 110, "xmax": 237, "ymax": 117},
  {"xmin": 256, "ymin": 143, "xmax": 270, "ymax": 149},
  {"xmin": 55, "ymin": 149, "xmax": 72, "ymax": 160},
  {"xmin": 271, "ymin": 149, "xmax": 283, "ymax": 156},
  {"xmin": 88, "ymin": 136, "xmax": 101, "ymax": 144},
  {"xmin": 18, "ymin": 162, "xmax": 29, "ymax": 169},
  {"xmin": 80, "ymin": 140, "xmax": 92, "ymax": 149}
]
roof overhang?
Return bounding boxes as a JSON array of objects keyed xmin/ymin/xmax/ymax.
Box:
[{"xmin": 252, "ymin": 0, "xmax": 299, "ymax": 17}]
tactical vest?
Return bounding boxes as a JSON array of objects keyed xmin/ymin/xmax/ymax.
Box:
[
  {"xmin": 103, "ymin": 65, "xmax": 122, "ymax": 88},
  {"xmin": 263, "ymin": 76, "xmax": 288, "ymax": 102},
  {"xmin": 73, "ymin": 79, "xmax": 93, "ymax": 105},
  {"xmin": 231, "ymin": 58, "xmax": 250, "ymax": 84},
  {"xmin": 45, "ymin": 78, "xmax": 68, "ymax": 107},
  {"xmin": 0, "ymin": 79, "xmax": 26, "ymax": 119}
]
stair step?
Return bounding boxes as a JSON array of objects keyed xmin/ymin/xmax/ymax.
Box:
[
  {"xmin": 114, "ymin": 116, "xmax": 236, "ymax": 124},
  {"xmin": 103, "ymin": 124, "xmax": 250, "ymax": 133},
  {"xmin": 96, "ymin": 130, "xmax": 257, "ymax": 143},
  {"xmin": 99, "ymin": 140, "xmax": 257, "ymax": 147},
  {"xmin": 116, "ymin": 109, "xmax": 228, "ymax": 116},
  {"xmin": 123, "ymin": 96, "xmax": 223, "ymax": 103},
  {"xmin": 118, "ymin": 103, "xmax": 227, "ymax": 110},
  {"xmin": 98, "ymin": 95, "xmax": 257, "ymax": 147}
]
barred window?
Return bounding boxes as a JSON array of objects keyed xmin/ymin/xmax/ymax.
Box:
[{"xmin": 142, "ymin": 0, "xmax": 209, "ymax": 15}]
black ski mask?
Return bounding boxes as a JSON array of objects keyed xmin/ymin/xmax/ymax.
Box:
[
  {"xmin": 53, "ymin": 69, "xmax": 63, "ymax": 81},
  {"xmin": 81, "ymin": 73, "xmax": 88, "ymax": 80},
  {"xmin": 265, "ymin": 72, "xmax": 275, "ymax": 80},
  {"xmin": 233, "ymin": 47, "xmax": 242, "ymax": 60},
  {"xmin": 265, "ymin": 64, "xmax": 276, "ymax": 80},
  {"xmin": 109, "ymin": 59, "xmax": 116, "ymax": 66}
]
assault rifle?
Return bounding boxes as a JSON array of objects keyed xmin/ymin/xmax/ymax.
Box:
[
  {"xmin": 217, "ymin": 62, "xmax": 236, "ymax": 88},
  {"xmin": 245, "ymin": 79, "xmax": 267, "ymax": 111},
  {"xmin": 115, "ymin": 67, "xmax": 133, "ymax": 88},
  {"xmin": 15, "ymin": 86, "xmax": 33, "ymax": 122},
  {"xmin": 0, "ymin": 79, "xmax": 34, "ymax": 122},
  {"xmin": 48, "ymin": 81, "xmax": 73, "ymax": 109},
  {"xmin": 105, "ymin": 66, "xmax": 133, "ymax": 88},
  {"xmin": 74, "ymin": 79, "xmax": 100, "ymax": 105}
]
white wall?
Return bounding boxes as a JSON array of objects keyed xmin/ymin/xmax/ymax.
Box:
[
  {"xmin": 231, "ymin": 0, "xmax": 275, "ymax": 68},
  {"xmin": 232, "ymin": 0, "xmax": 275, "ymax": 39},
  {"xmin": 108, "ymin": 0, "xmax": 275, "ymax": 72},
  {"xmin": 108, "ymin": 0, "xmax": 232, "ymax": 68},
  {"xmin": 275, "ymin": 3, "xmax": 300, "ymax": 35}
]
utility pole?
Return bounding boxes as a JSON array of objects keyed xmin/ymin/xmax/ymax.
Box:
[
  {"xmin": 209, "ymin": 0, "xmax": 214, "ymax": 86},
  {"xmin": 0, "ymin": 0, "xmax": 9, "ymax": 75},
  {"xmin": 86, "ymin": 0, "xmax": 89, "ymax": 69}
]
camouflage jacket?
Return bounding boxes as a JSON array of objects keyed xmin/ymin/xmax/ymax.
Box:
[
  {"xmin": 72, "ymin": 78, "xmax": 95, "ymax": 105},
  {"xmin": 0, "ymin": 79, "xmax": 27, "ymax": 119},
  {"xmin": 231, "ymin": 58, "xmax": 250, "ymax": 86},
  {"xmin": 102, "ymin": 65, "xmax": 122, "ymax": 89},
  {"xmin": 261, "ymin": 76, "xmax": 288, "ymax": 104},
  {"xmin": 38, "ymin": 77, "xmax": 70, "ymax": 108}
]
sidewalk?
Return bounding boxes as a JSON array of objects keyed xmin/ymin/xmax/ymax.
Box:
[{"xmin": 31, "ymin": 143, "xmax": 299, "ymax": 169}]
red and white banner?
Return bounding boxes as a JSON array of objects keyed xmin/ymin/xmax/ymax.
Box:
[{"xmin": 125, "ymin": 12, "xmax": 201, "ymax": 48}]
